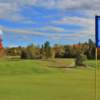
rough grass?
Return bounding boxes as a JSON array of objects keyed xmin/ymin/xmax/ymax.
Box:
[
  {"xmin": 0, "ymin": 59, "xmax": 98, "ymax": 100},
  {"xmin": 0, "ymin": 59, "xmax": 59, "ymax": 75},
  {"xmin": 0, "ymin": 58, "xmax": 75, "ymax": 75}
]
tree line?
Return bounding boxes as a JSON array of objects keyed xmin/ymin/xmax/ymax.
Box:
[{"xmin": 5, "ymin": 39, "xmax": 97, "ymax": 60}]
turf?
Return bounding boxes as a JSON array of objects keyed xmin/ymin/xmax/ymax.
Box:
[
  {"xmin": 0, "ymin": 59, "xmax": 97, "ymax": 100},
  {"xmin": 0, "ymin": 59, "xmax": 75, "ymax": 75}
]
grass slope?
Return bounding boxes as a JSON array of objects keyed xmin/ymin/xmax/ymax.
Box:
[{"xmin": 0, "ymin": 59, "xmax": 75, "ymax": 75}]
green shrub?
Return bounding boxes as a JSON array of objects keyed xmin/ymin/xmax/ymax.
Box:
[
  {"xmin": 75, "ymin": 53, "xmax": 87, "ymax": 67},
  {"xmin": 21, "ymin": 49, "xmax": 32, "ymax": 59}
]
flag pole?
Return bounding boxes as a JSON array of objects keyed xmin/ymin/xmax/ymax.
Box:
[
  {"xmin": 95, "ymin": 16, "xmax": 98, "ymax": 100},
  {"xmin": 95, "ymin": 47, "xmax": 97, "ymax": 100},
  {"xmin": 96, "ymin": 48, "xmax": 98, "ymax": 69}
]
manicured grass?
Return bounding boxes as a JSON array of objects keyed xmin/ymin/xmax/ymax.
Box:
[
  {"xmin": 0, "ymin": 59, "xmax": 97, "ymax": 100},
  {"xmin": 97, "ymin": 69, "xmax": 100, "ymax": 100},
  {"xmin": 0, "ymin": 71, "xmax": 95, "ymax": 100}
]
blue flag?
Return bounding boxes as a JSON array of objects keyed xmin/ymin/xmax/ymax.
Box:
[{"xmin": 96, "ymin": 16, "xmax": 100, "ymax": 47}]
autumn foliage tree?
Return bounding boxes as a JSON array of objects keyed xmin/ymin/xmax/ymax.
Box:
[{"xmin": 5, "ymin": 39, "xmax": 97, "ymax": 60}]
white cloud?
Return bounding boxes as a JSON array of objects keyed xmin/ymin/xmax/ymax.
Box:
[
  {"xmin": 0, "ymin": 25, "xmax": 93, "ymax": 41},
  {"xmin": 0, "ymin": 29, "xmax": 3, "ymax": 35},
  {"xmin": 53, "ymin": 16, "xmax": 95, "ymax": 38},
  {"xmin": 54, "ymin": 17, "xmax": 94, "ymax": 26},
  {"xmin": 0, "ymin": 0, "xmax": 99, "ymax": 21},
  {"xmin": 0, "ymin": 0, "xmax": 97, "ymax": 43},
  {"xmin": 41, "ymin": 26, "xmax": 66, "ymax": 33}
]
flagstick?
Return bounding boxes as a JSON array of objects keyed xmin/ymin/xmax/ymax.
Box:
[{"xmin": 95, "ymin": 48, "xmax": 98, "ymax": 100}]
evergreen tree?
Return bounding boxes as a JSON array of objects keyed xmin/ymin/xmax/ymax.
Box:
[
  {"xmin": 87, "ymin": 39, "xmax": 95, "ymax": 59},
  {"xmin": 44, "ymin": 41, "xmax": 52, "ymax": 58}
]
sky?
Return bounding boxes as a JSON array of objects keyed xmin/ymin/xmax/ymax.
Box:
[{"xmin": 0, "ymin": 0, "xmax": 98, "ymax": 47}]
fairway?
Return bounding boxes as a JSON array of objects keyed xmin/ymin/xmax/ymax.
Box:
[
  {"xmin": 0, "ymin": 71, "xmax": 95, "ymax": 100},
  {"xmin": 0, "ymin": 59, "xmax": 97, "ymax": 100}
]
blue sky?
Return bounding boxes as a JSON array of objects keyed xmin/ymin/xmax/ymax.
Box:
[{"xmin": 0, "ymin": 0, "xmax": 97, "ymax": 47}]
